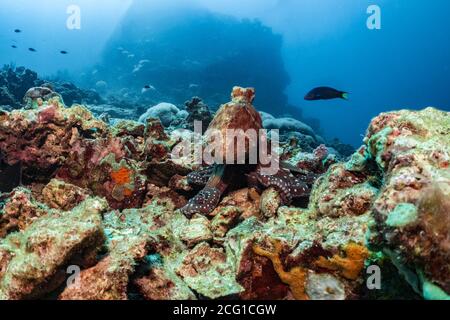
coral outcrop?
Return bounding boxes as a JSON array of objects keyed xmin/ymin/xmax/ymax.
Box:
[
  {"xmin": 366, "ymin": 108, "xmax": 450, "ymax": 296},
  {"xmin": 87, "ymin": 6, "xmax": 290, "ymax": 113},
  {"xmin": 138, "ymin": 102, "xmax": 182, "ymax": 127}
]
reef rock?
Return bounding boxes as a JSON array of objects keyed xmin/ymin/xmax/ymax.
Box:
[
  {"xmin": 176, "ymin": 242, "xmax": 243, "ymax": 299},
  {"xmin": 23, "ymin": 86, "xmax": 62, "ymax": 108},
  {"xmin": 180, "ymin": 214, "xmax": 213, "ymax": 247},
  {"xmin": 309, "ymin": 163, "xmax": 379, "ymax": 218},
  {"xmin": 60, "ymin": 198, "xmax": 180, "ymax": 300},
  {"xmin": 227, "ymin": 207, "xmax": 371, "ymax": 300},
  {"xmin": 0, "ymin": 188, "xmax": 47, "ymax": 238},
  {"xmin": 0, "ymin": 65, "xmax": 103, "ymax": 110},
  {"xmin": 0, "ymin": 80, "xmax": 448, "ymax": 301},
  {"xmin": 0, "ymin": 66, "xmax": 39, "ymax": 109},
  {"xmin": 134, "ymin": 267, "xmax": 196, "ymax": 300},
  {"xmin": 0, "ymin": 98, "xmax": 107, "ymax": 179},
  {"xmin": 264, "ymin": 117, "xmax": 316, "ymax": 137},
  {"xmin": 138, "ymin": 103, "xmax": 181, "ymax": 127},
  {"xmin": 0, "ymin": 197, "xmax": 108, "ymax": 299},
  {"xmin": 177, "ymin": 97, "xmax": 214, "ymax": 133},
  {"xmin": 366, "ymin": 107, "xmax": 450, "ymax": 296},
  {"xmin": 41, "ymin": 179, "xmax": 90, "ymax": 211}
]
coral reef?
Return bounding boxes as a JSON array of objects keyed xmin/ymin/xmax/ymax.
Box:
[
  {"xmin": 0, "ymin": 66, "xmax": 39, "ymax": 109},
  {"xmin": 0, "ymin": 197, "xmax": 107, "ymax": 299},
  {"xmin": 173, "ymin": 97, "xmax": 213, "ymax": 133},
  {"xmin": 0, "ymin": 82, "xmax": 448, "ymax": 301},
  {"xmin": 0, "ymin": 65, "xmax": 103, "ymax": 111}
]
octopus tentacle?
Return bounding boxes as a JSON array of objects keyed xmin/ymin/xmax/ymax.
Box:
[
  {"xmin": 181, "ymin": 165, "xmax": 227, "ymax": 217},
  {"xmin": 253, "ymin": 165, "xmax": 312, "ymax": 205},
  {"xmin": 186, "ymin": 166, "xmax": 214, "ymax": 186},
  {"xmin": 182, "ymin": 162, "xmax": 320, "ymax": 217}
]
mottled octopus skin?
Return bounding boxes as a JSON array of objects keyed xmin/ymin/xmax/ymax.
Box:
[
  {"xmin": 181, "ymin": 165, "xmax": 229, "ymax": 217},
  {"xmin": 181, "ymin": 164, "xmax": 316, "ymax": 217},
  {"xmin": 186, "ymin": 167, "xmax": 215, "ymax": 186},
  {"xmin": 180, "ymin": 186, "xmax": 222, "ymax": 217},
  {"xmin": 248, "ymin": 167, "xmax": 311, "ymax": 205}
]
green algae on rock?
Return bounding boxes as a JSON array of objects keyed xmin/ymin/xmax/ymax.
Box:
[
  {"xmin": 0, "ymin": 197, "xmax": 108, "ymax": 299},
  {"xmin": 385, "ymin": 203, "xmax": 418, "ymax": 227},
  {"xmin": 367, "ymin": 108, "xmax": 449, "ymax": 294}
]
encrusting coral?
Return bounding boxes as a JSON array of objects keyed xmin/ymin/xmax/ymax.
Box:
[
  {"xmin": 315, "ymin": 243, "xmax": 369, "ymax": 280},
  {"xmin": 253, "ymin": 239, "xmax": 309, "ymax": 300}
]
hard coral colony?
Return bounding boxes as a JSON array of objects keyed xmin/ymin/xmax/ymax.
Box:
[{"xmin": 0, "ymin": 80, "xmax": 449, "ymax": 301}]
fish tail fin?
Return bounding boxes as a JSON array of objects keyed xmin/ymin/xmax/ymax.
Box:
[{"xmin": 341, "ymin": 92, "xmax": 349, "ymax": 100}]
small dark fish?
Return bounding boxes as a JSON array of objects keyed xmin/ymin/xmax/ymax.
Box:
[
  {"xmin": 304, "ymin": 87, "xmax": 349, "ymax": 101},
  {"xmin": 11, "ymin": 45, "xmax": 17, "ymax": 49},
  {"xmin": 28, "ymin": 48, "xmax": 37, "ymax": 52},
  {"xmin": 142, "ymin": 84, "xmax": 156, "ymax": 94},
  {"xmin": 60, "ymin": 50, "xmax": 68, "ymax": 54},
  {"xmin": 14, "ymin": 29, "xmax": 21, "ymax": 33}
]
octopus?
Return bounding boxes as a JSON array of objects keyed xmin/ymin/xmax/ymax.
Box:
[
  {"xmin": 179, "ymin": 87, "xmax": 321, "ymax": 218},
  {"xmin": 181, "ymin": 163, "xmax": 319, "ymax": 218},
  {"xmin": 247, "ymin": 164, "xmax": 319, "ymax": 205}
]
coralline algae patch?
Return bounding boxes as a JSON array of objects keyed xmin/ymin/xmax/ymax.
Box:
[{"xmin": 0, "ymin": 85, "xmax": 449, "ymax": 300}]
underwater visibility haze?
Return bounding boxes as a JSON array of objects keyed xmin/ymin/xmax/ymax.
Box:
[
  {"xmin": 0, "ymin": 0, "xmax": 449, "ymax": 302},
  {"xmin": 1, "ymin": 0, "xmax": 449, "ymax": 145}
]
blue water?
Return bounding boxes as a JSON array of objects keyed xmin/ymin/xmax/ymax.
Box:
[{"xmin": 0, "ymin": 0, "xmax": 449, "ymax": 146}]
